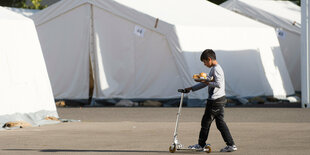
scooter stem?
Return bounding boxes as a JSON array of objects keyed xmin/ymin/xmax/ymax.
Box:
[{"xmin": 173, "ymin": 93, "xmax": 184, "ymax": 143}]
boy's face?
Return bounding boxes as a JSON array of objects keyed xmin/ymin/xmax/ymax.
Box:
[{"xmin": 202, "ymin": 57, "xmax": 212, "ymax": 68}]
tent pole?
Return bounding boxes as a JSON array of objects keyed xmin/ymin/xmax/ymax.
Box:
[
  {"xmin": 89, "ymin": 4, "xmax": 95, "ymax": 105},
  {"xmin": 301, "ymin": 0, "xmax": 310, "ymax": 108}
]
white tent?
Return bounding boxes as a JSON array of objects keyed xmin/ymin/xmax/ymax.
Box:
[
  {"xmin": 4, "ymin": 7, "xmax": 40, "ymax": 17},
  {"xmin": 0, "ymin": 6, "xmax": 58, "ymax": 126},
  {"xmin": 221, "ymin": 0, "xmax": 301, "ymax": 92},
  {"xmin": 31, "ymin": 0, "xmax": 294, "ymax": 106}
]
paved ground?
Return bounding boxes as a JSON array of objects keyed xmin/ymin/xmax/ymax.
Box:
[{"xmin": 0, "ymin": 107, "xmax": 310, "ymax": 155}]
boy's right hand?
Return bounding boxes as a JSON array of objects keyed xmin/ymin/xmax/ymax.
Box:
[{"xmin": 178, "ymin": 88, "xmax": 192, "ymax": 93}]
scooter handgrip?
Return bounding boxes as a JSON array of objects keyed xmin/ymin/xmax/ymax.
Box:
[{"xmin": 178, "ymin": 89, "xmax": 185, "ymax": 93}]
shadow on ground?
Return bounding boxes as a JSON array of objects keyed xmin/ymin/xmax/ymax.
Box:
[{"xmin": 3, "ymin": 149, "xmax": 167, "ymax": 153}]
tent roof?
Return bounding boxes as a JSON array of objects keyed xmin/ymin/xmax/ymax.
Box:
[
  {"xmin": 115, "ymin": 0, "xmax": 270, "ymax": 28},
  {"xmin": 0, "ymin": 6, "xmax": 29, "ymax": 20},
  {"xmin": 221, "ymin": 0, "xmax": 300, "ymax": 34},
  {"xmin": 32, "ymin": 0, "xmax": 271, "ymax": 28},
  {"xmin": 31, "ymin": 0, "xmax": 279, "ymax": 51},
  {"xmin": 4, "ymin": 7, "xmax": 40, "ymax": 17}
]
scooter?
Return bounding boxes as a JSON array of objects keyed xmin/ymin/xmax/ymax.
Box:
[{"xmin": 168, "ymin": 89, "xmax": 211, "ymax": 153}]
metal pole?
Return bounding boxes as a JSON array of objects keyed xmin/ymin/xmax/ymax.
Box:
[
  {"xmin": 174, "ymin": 93, "xmax": 184, "ymax": 138},
  {"xmin": 301, "ymin": 0, "xmax": 310, "ymax": 108}
]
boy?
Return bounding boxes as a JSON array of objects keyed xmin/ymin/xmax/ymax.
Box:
[{"xmin": 183, "ymin": 49, "xmax": 237, "ymax": 152}]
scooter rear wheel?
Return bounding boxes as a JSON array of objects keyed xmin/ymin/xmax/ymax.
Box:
[
  {"xmin": 169, "ymin": 145, "xmax": 176, "ymax": 153},
  {"xmin": 205, "ymin": 145, "xmax": 211, "ymax": 153}
]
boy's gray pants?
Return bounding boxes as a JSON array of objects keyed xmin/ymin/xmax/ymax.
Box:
[{"xmin": 198, "ymin": 96, "xmax": 235, "ymax": 147}]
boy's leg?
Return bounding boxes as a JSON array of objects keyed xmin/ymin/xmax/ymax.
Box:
[
  {"xmin": 213, "ymin": 103, "xmax": 235, "ymax": 146},
  {"xmin": 198, "ymin": 101, "xmax": 214, "ymax": 147}
]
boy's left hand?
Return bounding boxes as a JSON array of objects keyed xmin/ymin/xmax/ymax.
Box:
[
  {"xmin": 194, "ymin": 79, "xmax": 209, "ymax": 85},
  {"xmin": 194, "ymin": 79, "xmax": 201, "ymax": 82},
  {"xmin": 202, "ymin": 81, "xmax": 209, "ymax": 85}
]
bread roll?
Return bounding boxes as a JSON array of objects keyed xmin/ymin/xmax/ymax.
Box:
[
  {"xmin": 199, "ymin": 72, "xmax": 207, "ymax": 78},
  {"xmin": 193, "ymin": 74, "xmax": 199, "ymax": 79}
]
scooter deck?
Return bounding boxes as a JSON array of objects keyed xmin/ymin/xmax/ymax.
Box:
[
  {"xmin": 177, "ymin": 147, "xmax": 211, "ymax": 153},
  {"xmin": 171, "ymin": 144, "xmax": 211, "ymax": 153},
  {"xmin": 177, "ymin": 148, "xmax": 203, "ymax": 151}
]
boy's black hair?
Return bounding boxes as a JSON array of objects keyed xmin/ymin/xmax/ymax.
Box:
[{"xmin": 200, "ymin": 49, "xmax": 216, "ymax": 61}]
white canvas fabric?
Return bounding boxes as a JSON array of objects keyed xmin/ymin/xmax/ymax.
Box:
[
  {"xmin": 4, "ymin": 7, "xmax": 39, "ymax": 17},
  {"xmin": 0, "ymin": 7, "xmax": 58, "ymax": 125},
  {"xmin": 31, "ymin": 0, "xmax": 294, "ymax": 102},
  {"xmin": 221, "ymin": 0, "xmax": 301, "ymax": 91}
]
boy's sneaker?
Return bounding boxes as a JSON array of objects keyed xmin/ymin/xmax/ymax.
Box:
[
  {"xmin": 220, "ymin": 145, "xmax": 237, "ymax": 152},
  {"xmin": 188, "ymin": 144, "xmax": 204, "ymax": 151}
]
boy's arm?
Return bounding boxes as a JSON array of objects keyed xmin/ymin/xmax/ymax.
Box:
[
  {"xmin": 192, "ymin": 82, "xmax": 208, "ymax": 91},
  {"xmin": 185, "ymin": 82, "xmax": 208, "ymax": 92}
]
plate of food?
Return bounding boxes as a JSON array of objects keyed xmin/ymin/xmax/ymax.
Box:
[{"xmin": 193, "ymin": 72, "xmax": 208, "ymax": 82}]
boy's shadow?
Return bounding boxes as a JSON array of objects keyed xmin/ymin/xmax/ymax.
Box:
[{"xmin": 3, "ymin": 148, "xmax": 167, "ymax": 153}]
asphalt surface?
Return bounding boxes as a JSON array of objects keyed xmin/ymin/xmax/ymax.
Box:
[{"xmin": 0, "ymin": 107, "xmax": 309, "ymax": 155}]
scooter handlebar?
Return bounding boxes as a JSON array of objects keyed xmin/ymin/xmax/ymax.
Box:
[{"xmin": 178, "ymin": 89, "xmax": 189, "ymax": 93}]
